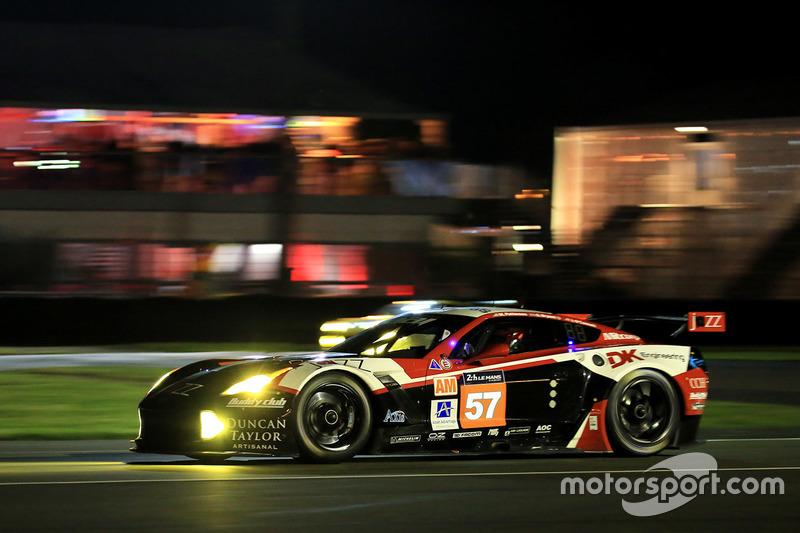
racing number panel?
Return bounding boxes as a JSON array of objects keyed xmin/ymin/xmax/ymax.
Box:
[
  {"xmin": 433, "ymin": 315, "xmax": 607, "ymax": 446},
  {"xmin": 424, "ymin": 359, "xmax": 600, "ymax": 448}
]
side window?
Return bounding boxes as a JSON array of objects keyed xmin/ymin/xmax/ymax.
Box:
[
  {"xmin": 335, "ymin": 313, "xmax": 473, "ymax": 358},
  {"xmin": 451, "ymin": 326, "xmax": 492, "ymax": 359},
  {"xmin": 388, "ymin": 331, "xmax": 437, "ymax": 353},
  {"xmin": 450, "ymin": 317, "xmax": 602, "ymax": 360},
  {"xmin": 451, "ymin": 318, "xmax": 550, "ymax": 359}
]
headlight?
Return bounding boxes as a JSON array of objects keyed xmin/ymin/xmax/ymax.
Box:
[
  {"xmin": 200, "ymin": 411, "xmax": 225, "ymax": 439},
  {"xmin": 221, "ymin": 368, "xmax": 290, "ymax": 396},
  {"xmin": 222, "ymin": 375, "xmax": 272, "ymax": 395}
]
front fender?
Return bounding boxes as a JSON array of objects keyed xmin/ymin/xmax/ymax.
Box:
[{"xmin": 275, "ymin": 359, "xmax": 394, "ymax": 395}]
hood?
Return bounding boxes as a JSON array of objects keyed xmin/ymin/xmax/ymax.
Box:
[{"xmin": 140, "ymin": 351, "xmax": 346, "ymax": 408}]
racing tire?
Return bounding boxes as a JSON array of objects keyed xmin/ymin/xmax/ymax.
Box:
[
  {"xmin": 293, "ymin": 373, "xmax": 372, "ymax": 463},
  {"xmin": 606, "ymin": 369, "xmax": 680, "ymax": 456}
]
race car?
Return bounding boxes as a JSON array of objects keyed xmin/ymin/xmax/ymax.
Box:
[{"xmin": 132, "ymin": 307, "xmax": 709, "ymax": 463}]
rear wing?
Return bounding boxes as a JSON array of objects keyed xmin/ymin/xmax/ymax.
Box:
[{"xmin": 586, "ymin": 312, "xmax": 726, "ymax": 343}]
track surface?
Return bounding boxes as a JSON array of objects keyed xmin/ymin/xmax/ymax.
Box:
[
  {"xmin": 0, "ymin": 356, "xmax": 797, "ymax": 531},
  {"xmin": 0, "ymin": 438, "xmax": 797, "ymax": 532}
]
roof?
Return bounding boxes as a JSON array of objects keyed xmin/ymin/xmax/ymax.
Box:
[
  {"xmin": 0, "ymin": 22, "xmax": 440, "ymax": 119},
  {"xmin": 429, "ymin": 307, "xmax": 555, "ymax": 319}
]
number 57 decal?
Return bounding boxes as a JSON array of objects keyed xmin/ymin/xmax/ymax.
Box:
[{"xmin": 460, "ymin": 383, "xmax": 506, "ymax": 428}]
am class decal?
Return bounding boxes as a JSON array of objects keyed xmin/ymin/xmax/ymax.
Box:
[{"xmin": 433, "ymin": 376, "xmax": 458, "ymax": 396}]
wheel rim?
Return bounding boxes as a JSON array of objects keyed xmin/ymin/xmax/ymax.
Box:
[
  {"xmin": 302, "ymin": 383, "xmax": 362, "ymax": 451},
  {"xmin": 616, "ymin": 377, "xmax": 672, "ymax": 445}
]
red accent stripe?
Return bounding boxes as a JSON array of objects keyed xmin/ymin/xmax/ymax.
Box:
[
  {"xmin": 674, "ymin": 367, "xmax": 708, "ymax": 415},
  {"xmin": 397, "ymin": 357, "xmax": 559, "ymax": 390},
  {"xmin": 575, "ymin": 399, "xmax": 613, "ymax": 452}
]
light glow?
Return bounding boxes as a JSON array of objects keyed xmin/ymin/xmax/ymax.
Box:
[
  {"xmin": 222, "ymin": 375, "xmax": 271, "ymax": 395},
  {"xmin": 13, "ymin": 159, "xmax": 81, "ymax": 170},
  {"xmin": 502, "ymin": 225, "xmax": 542, "ymax": 231},
  {"xmin": 399, "ymin": 301, "xmax": 437, "ymax": 312},
  {"xmin": 320, "ymin": 321, "xmax": 354, "ymax": 332},
  {"xmin": 512, "ymin": 244, "xmax": 544, "ymax": 252},
  {"xmin": 200, "ymin": 411, "xmax": 225, "ymax": 439},
  {"xmin": 355, "ymin": 318, "xmax": 390, "ymax": 329},
  {"xmin": 319, "ymin": 335, "xmax": 346, "ymax": 347},
  {"xmin": 386, "ymin": 285, "xmax": 415, "ymax": 297},
  {"xmin": 514, "ymin": 189, "xmax": 549, "ymax": 199},
  {"xmin": 221, "ymin": 368, "xmax": 290, "ymax": 395},
  {"xmin": 674, "ymin": 126, "xmax": 708, "ymax": 133},
  {"xmin": 612, "ymin": 154, "xmax": 670, "ymax": 163},
  {"xmin": 362, "ymin": 343, "xmax": 388, "ymax": 356},
  {"xmin": 377, "ymin": 329, "xmax": 399, "ymax": 342},
  {"xmin": 320, "ymin": 317, "xmax": 388, "ymax": 333}
]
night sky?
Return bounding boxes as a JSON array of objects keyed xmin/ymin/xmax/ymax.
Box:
[{"xmin": 2, "ymin": 1, "xmax": 797, "ymax": 174}]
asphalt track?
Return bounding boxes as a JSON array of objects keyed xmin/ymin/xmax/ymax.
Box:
[
  {"xmin": 0, "ymin": 355, "xmax": 797, "ymax": 531},
  {"xmin": 0, "ymin": 438, "xmax": 796, "ymax": 532}
]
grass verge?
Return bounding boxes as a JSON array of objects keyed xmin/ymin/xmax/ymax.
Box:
[
  {"xmin": 0, "ymin": 366, "xmax": 171, "ymax": 440},
  {"xmin": 700, "ymin": 400, "xmax": 800, "ymax": 429}
]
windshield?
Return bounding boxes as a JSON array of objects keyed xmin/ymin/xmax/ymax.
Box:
[{"xmin": 329, "ymin": 313, "xmax": 474, "ymax": 358}]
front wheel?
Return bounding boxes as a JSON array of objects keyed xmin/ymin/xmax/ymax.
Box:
[
  {"xmin": 293, "ymin": 373, "xmax": 372, "ymax": 463},
  {"xmin": 606, "ymin": 369, "xmax": 680, "ymax": 456}
]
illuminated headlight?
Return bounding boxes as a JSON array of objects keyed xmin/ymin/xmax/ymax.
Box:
[
  {"xmin": 221, "ymin": 368, "xmax": 290, "ymax": 396},
  {"xmin": 222, "ymin": 375, "xmax": 272, "ymax": 395},
  {"xmin": 200, "ymin": 411, "xmax": 225, "ymax": 439}
]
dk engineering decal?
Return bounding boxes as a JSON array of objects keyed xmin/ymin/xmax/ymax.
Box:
[
  {"xmin": 605, "ymin": 348, "xmax": 687, "ymax": 369},
  {"xmin": 606, "ymin": 349, "xmax": 643, "ymax": 369}
]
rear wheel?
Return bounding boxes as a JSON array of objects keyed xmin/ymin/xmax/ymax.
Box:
[
  {"xmin": 293, "ymin": 373, "xmax": 372, "ymax": 463},
  {"xmin": 606, "ymin": 369, "xmax": 679, "ymax": 455}
]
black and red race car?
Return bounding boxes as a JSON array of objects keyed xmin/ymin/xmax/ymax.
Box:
[{"xmin": 132, "ymin": 307, "xmax": 709, "ymax": 463}]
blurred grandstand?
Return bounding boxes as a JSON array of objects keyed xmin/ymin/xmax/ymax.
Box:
[
  {"xmin": 551, "ymin": 119, "xmax": 800, "ymax": 300},
  {"xmin": 3, "ymin": 22, "xmax": 800, "ymax": 304}
]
